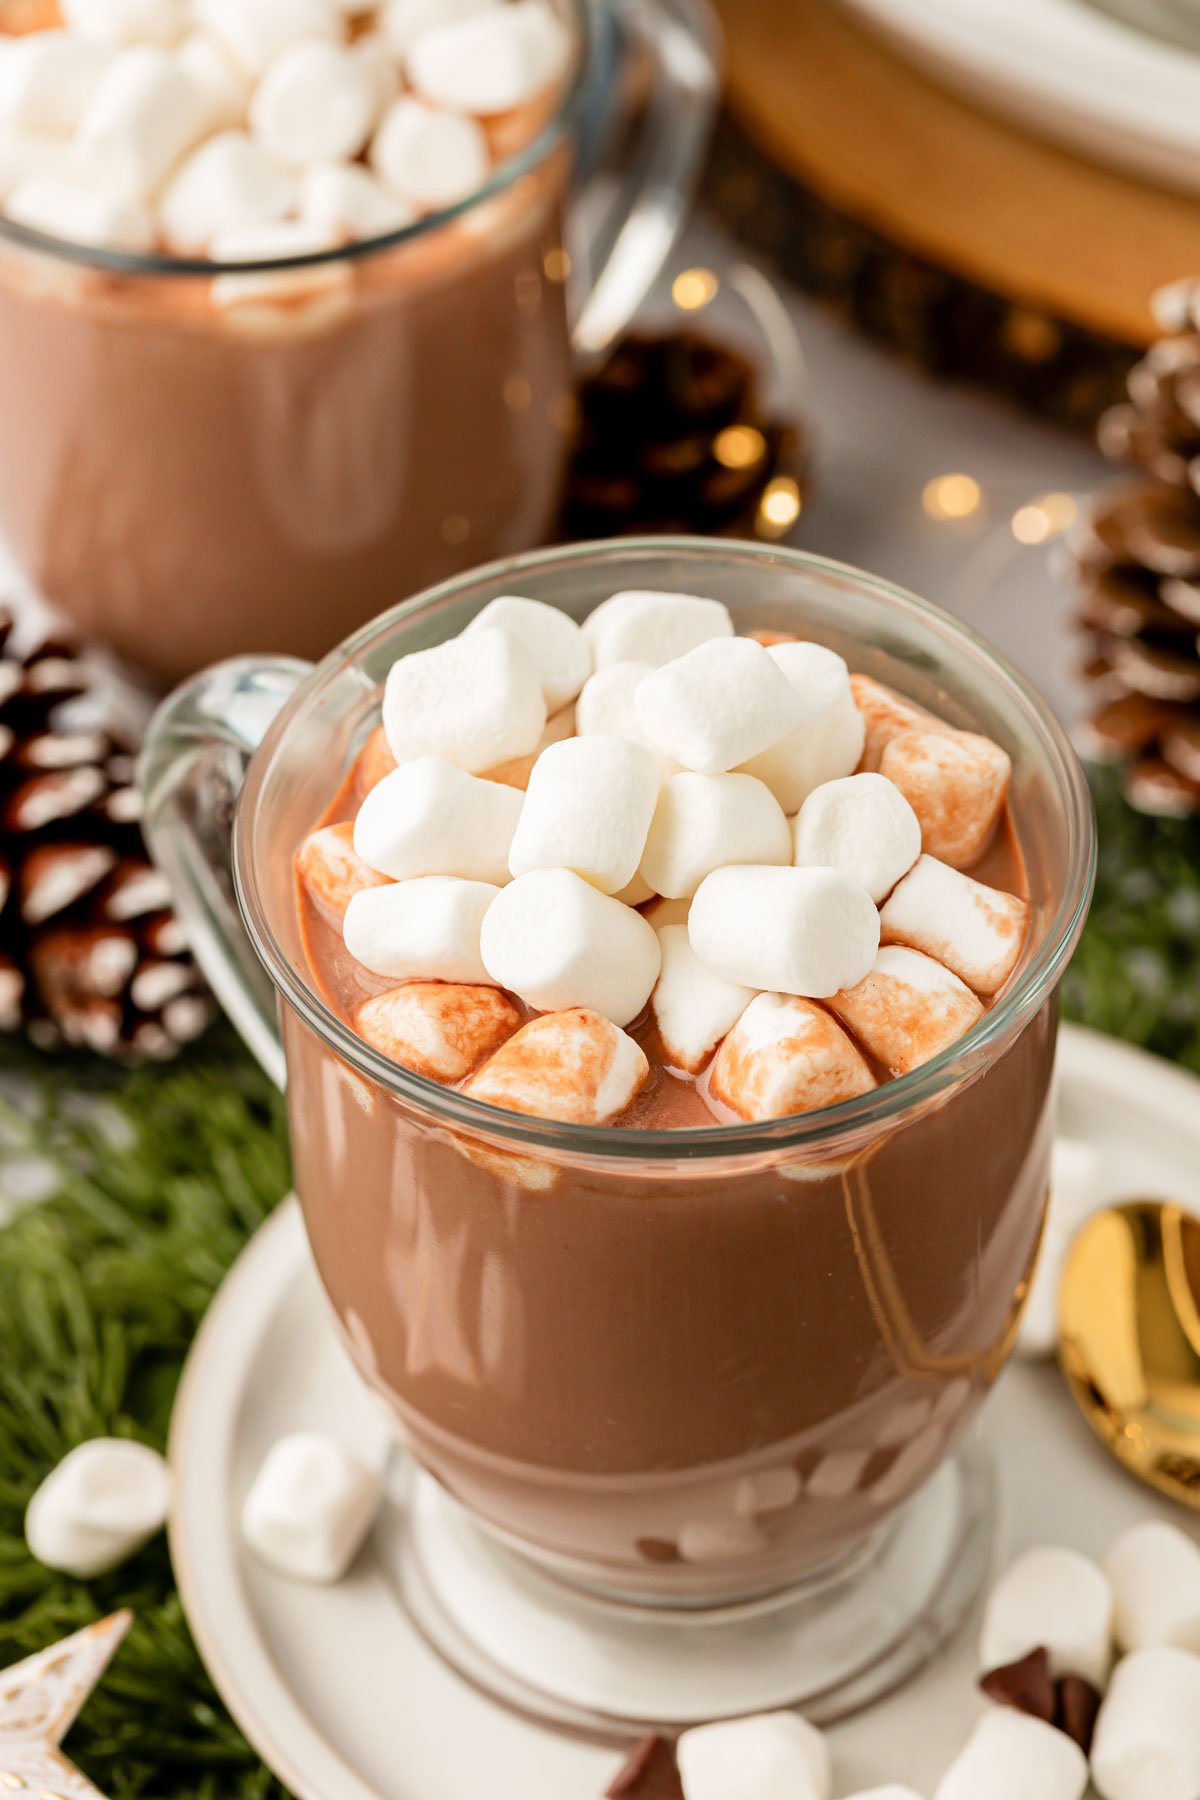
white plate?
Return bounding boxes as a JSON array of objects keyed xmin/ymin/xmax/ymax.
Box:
[
  {"xmin": 841, "ymin": 0, "xmax": 1200, "ymax": 196},
  {"xmin": 168, "ymin": 1024, "xmax": 1200, "ymax": 1800}
]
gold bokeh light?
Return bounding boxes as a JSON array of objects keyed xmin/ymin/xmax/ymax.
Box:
[
  {"xmin": 672, "ymin": 268, "xmax": 719, "ymax": 311},
  {"xmin": 757, "ymin": 476, "xmax": 802, "ymax": 537},
  {"xmin": 713, "ymin": 425, "xmax": 766, "ymax": 470},
  {"xmin": 922, "ymin": 473, "xmax": 983, "ymax": 521},
  {"xmin": 1012, "ymin": 491, "xmax": 1078, "ymax": 544}
]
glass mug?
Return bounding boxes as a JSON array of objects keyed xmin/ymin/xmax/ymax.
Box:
[
  {"xmin": 141, "ymin": 539, "xmax": 1095, "ymax": 1725},
  {"xmin": 0, "ymin": 0, "xmax": 718, "ymax": 687}
]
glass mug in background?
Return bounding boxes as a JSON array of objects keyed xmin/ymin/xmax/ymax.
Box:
[
  {"xmin": 141, "ymin": 540, "xmax": 1095, "ymax": 1727},
  {"xmin": 0, "ymin": 0, "xmax": 718, "ymax": 686}
]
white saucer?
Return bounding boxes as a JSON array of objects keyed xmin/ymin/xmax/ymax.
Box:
[{"xmin": 168, "ymin": 1025, "xmax": 1200, "ymax": 1800}]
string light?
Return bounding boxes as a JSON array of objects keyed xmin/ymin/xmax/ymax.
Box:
[
  {"xmin": 672, "ymin": 268, "xmax": 719, "ymax": 311},
  {"xmin": 1011, "ymin": 491, "xmax": 1078, "ymax": 544},
  {"xmin": 713, "ymin": 425, "xmax": 766, "ymax": 470},
  {"xmin": 757, "ymin": 476, "xmax": 802, "ymax": 537},
  {"xmin": 922, "ymin": 474, "xmax": 982, "ymax": 521}
]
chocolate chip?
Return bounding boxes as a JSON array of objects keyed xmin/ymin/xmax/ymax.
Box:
[
  {"xmin": 604, "ymin": 1734, "xmax": 684, "ymax": 1799},
  {"xmin": 978, "ymin": 1646, "xmax": 1056, "ymax": 1723},
  {"xmin": 1057, "ymin": 1674, "xmax": 1103, "ymax": 1755}
]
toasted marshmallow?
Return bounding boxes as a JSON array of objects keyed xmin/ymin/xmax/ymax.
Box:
[
  {"xmin": 354, "ymin": 980, "xmax": 520, "ymax": 1082},
  {"xmin": 677, "ymin": 1712, "xmax": 833, "ymax": 1800},
  {"xmin": 1018, "ymin": 1136, "xmax": 1104, "ymax": 1358},
  {"xmin": 382, "ymin": 628, "xmax": 546, "ymax": 775},
  {"xmin": 466, "ymin": 1007, "xmax": 648, "ymax": 1124},
  {"xmin": 5, "ymin": 170, "xmax": 152, "ymax": 247},
  {"xmin": 641, "ymin": 771, "xmax": 791, "ymax": 900},
  {"xmin": 508, "ymin": 734, "xmax": 659, "ymax": 895},
  {"xmin": 690, "ymin": 864, "xmax": 880, "ymax": 999},
  {"xmin": 827, "ymin": 946, "xmax": 982, "ymax": 1076},
  {"xmin": 583, "ymin": 590, "xmax": 734, "ymax": 670},
  {"xmin": 159, "ymin": 130, "xmax": 292, "ymax": 254},
  {"xmin": 175, "ymin": 31, "xmax": 249, "ymax": 134},
  {"xmin": 380, "ymin": 0, "xmax": 491, "ymax": 54},
  {"xmin": 76, "ymin": 45, "xmax": 212, "ymax": 203},
  {"xmin": 61, "ymin": 0, "xmax": 184, "ymax": 44},
  {"xmin": 195, "ymin": 0, "xmax": 340, "ymax": 79},
  {"xmin": 980, "ymin": 1546, "xmax": 1113, "ymax": 1688},
  {"xmin": 300, "ymin": 160, "xmax": 413, "ymax": 240},
  {"xmin": 880, "ymin": 729, "xmax": 1011, "ymax": 869},
  {"xmin": 738, "ymin": 642, "xmax": 866, "ymax": 813},
  {"xmin": 636, "ymin": 638, "xmax": 804, "ymax": 775},
  {"xmin": 935, "ymin": 1710, "xmax": 1087, "ymax": 1800},
  {"xmin": 370, "ymin": 95, "xmax": 489, "ymax": 211},
  {"xmin": 0, "ymin": 32, "xmax": 111, "ymax": 134},
  {"xmin": 209, "ymin": 217, "xmax": 346, "ymax": 310},
  {"xmin": 297, "ymin": 821, "xmax": 389, "ymax": 921},
  {"xmin": 576, "ymin": 659, "xmax": 677, "ymax": 779},
  {"xmin": 1104, "ymin": 1521, "xmax": 1200, "ymax": 1656},
  {"xmin": 651, "ymin": 923, "xmax": 756, "ymax": 1074},
  {"xmin": 483, "ymin": 701, "xmax": 575, "ymax": 791},
  {"xmin": 850, "ymin": 673, "xmax": 949, "ymax": 772},
  {"xmin": 709, "ymin": 994, "xmax": 875, "ymax": 1122},
  {"xmin": 465, "ymin": 596, "xmax": 591, "ymax": 714},
  {"xmin": 793, "ymin": 771, "xmax": 921, "ymax": 902},
  {"xmin": 251, "ymin": 39, "xmax": 381, "ymax": 168},
  {"xmin": 25, "ymin": 1438, "xmax": 170, "ymax": 1578},
  {"xmin": 880, "ymin": 856, "xmax": 1028, "ymax": 997},
  {"xmin": 354, "ymin": 756, "xmax": 523, "ymax": 886},
  {"xmin": 241, "ymin": 1432, "xmax": 380, "ymax": 1584},
  {"xmin": 343, "ymin": 876, "xmax": 498, "ymax": 984},
  {"xmin": 406, "ymin": 1, "xmax": 570, "ymax": 115},
  {"xmin": 1091, "ymin": 1647, "xmax": 1200, "ymax": 1800},
  {"xmin": 480, "ymin": 868, "xmax": 660, "ymax": 1025}
]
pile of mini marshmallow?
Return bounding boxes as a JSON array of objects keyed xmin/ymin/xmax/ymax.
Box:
[
  {"xmin": 297, "ymin": 588, "xmax": 1028, "ymax": 1126},
  {"xmin": 0, "ymin": 0, "xmax": 568, "ymax": 288}
]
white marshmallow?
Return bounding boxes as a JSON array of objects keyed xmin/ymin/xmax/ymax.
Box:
[
  {"xmin": 175, "ymin": 32, "xmax": 250, "ymax": 134},
  {"xmin": 651, "ymin": 923, "xmax": 756, "ymax": 1074},
  {"xmin": 382, "ymin": 628, "xmax": 546, "ymax": 775},
  {"xmin": 354, "ymin": 980, "xmax": 521, "ymax": 1083},
  {"xmin": 159, "ymin": 131, "xmax": 292, "ymax": 254},
  {"xmin": 370, "ymin": 96, "xmax": 490, "ymax": 211},
  {"xmin": 690, "ymin": 865, "xmax": 881, "ymax": 998},
  {"xmin": 61, "ymin": 0, "xmax": 185, "ymax": 45},
  {"xmin": 879, "ymin": 729, "xmax": 1012, "ymax": 870},
  {"xmin": 466, "ymin": 1008, "xmax": 648, "ymax": 1124},
  {"xmin": 466, "ymin": 596, "xmax": 591, "ymax": 714},
  {"xmin": 5, "ymin": 170, "xmax": 152, "ymax": 248},
  {"xmin": 195, "ymin": 0, "xmax": 340, "ymax": 79},
  {"xmin": 636, "ymin": 637, "xmax": 804, "ymax": 775},
  {"xmin": 827, "ymin": 946, "xmax": 983, "ymax": 1077},
  {"xmin": 677, "ymin": 1712, "xmax": 832, "ymax": 1800},
  {"xmin": 351, "ymin": 32, "xmax": 400, "ymax": 115},
  {"xmin": 0, "ymin": 33, "xmax": 111, "ymax": 135},
  {"xmin": 641, "ymin": 771, "xmax": 791, "ymax": 900},
  {"xmin": 353, "ymin": 755, "xmax": 523, "ymax": 886},
  {"xmin": 0, "ymin": 127, "xmax": 73, "ymax": 202},
  {"xmin": 250, "ymin": 40, "xmax": 381, "ymax": 169},
  {"xmin": 507, "ymin": 734, "xmax": 660, "ymax": 895},
  {"xmin": 980, "ymin": 1545, "xmax": 1113, "ymax": 1687},
  {"xmin": 25, "ymin": 1438, "xmax": 170, "ymax": 1578},
  {"xmin": 406, "ymin": 1, "xmax": 570, "ymax": 115},
  {"xmin": 793, "ymin": 772, "xmax": 921, "ymax": 903},
  {"xmin": 1104, "ymin": 1522, "xmax": 1200, "ymax": 1656},
  {"xmin": 738, "ymin": 643, "xmax": 866, "ymax": 813},
  {"xmin": 480, "ymin": 868, "xmax": 660, "ymax": 1026},
  {"xmin": 935, "ymin": 1711, "xmax": 1087, "ymax": 1800},
  {"xmin": 241, "ymin": 1432, "xmax": 380, "ymax": 1584},
  {"xmin": 1091, "ymin": 1646, "xmax": 1200, "ymax": 1800},
  {"xmin": 380, "ymin": 0, "xmax": 491, "ymax": 55},
  {"xmin": 75, "ymin": 46, "xmax": 211, "ymax": 204},
  {"xmin": 1018, "ymin": 1136, "xmax": 1104, "ymax": 1359},
  {"xmin": 343, "ymin": 876, "xmax": 499, "ymax": 985},
  {"xmin": 842, "ymin": 1790, "xmax": 926, "ymax": 1800},
  {"xmin": 850, "ymin": 673, "xmax": 948, "ymax": 773},
  {"xmin": 583, "ymin": 590, "xmax": 734, "ymax": 670},
  {"xmin": 296, "ymin": 820, "xmax": 389, "ymax": 920},
  {"xmin": 880, "ymin": 855, "xmax": 1028, "ymax": 997},
  {"xmin": 300, "ymin": 161, "xmax": 414, "ymax": 240},
  {"xmin": 210, "ymin": 217, "xmax": 346, "ymax": 310},
  {"xmin": 709, "ymin": 993, "xmax": 876, "ymax": 1122},
  {"xmin": 576, "ymin": 659, "xmax": 677, "ymax": 778}
]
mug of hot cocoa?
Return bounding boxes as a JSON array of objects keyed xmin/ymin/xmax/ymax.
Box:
[
  {"xmin": 141, "ymin": 538, "xmax": 1095, "ymax": 1728},
  {"xmin": 0, "ymin": 0, "xmax": 717, "ymax": 684}
]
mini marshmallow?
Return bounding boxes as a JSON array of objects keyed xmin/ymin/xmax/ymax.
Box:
[
  {"xmin": 641, "ymin": 771, "xmax": 791, "ymax": 900},
  {"xmin": 508, "ymin": 734, "xmax": 659, "ymax": 894},
  {"xmin": 406, "ymin": 1, "xmax": 570, "ymax": 115},
  {"xmin": 354, "ymin": 980, "xmax": 520, "ymax": 1082},
  {"xmin": 576, "ymin": 659, "xmax": 677, "ymax": 778},
  {"xmin": 250, "ymin": 39, "xmax": 381, "ymax": 169},
  {"xmin": 210, "ymin": 218, "xmax": 346, "ymax": 311},
  {"xmin": 175, "ymin": 32, "xmax": 249, "ymax": 134},
  {"xmin": 382, "ymin": 628, "xmax": 546, "ymax": 774},
  {"xmin": 583, "ymin": 590, "xmax": 734, "ymax": 670},
  {"xmin": 793, "ymin": 771, "xmax": 921, "ymax": 902},
  {"xmin": 1091, "ymin": 1646, "xmax": 1200, "ymax": 1800},
  {"xmin": 880, "ymin": 856, "xmax": 1028, "ymax": 997},
  {"xmin": 709, "ymin": 993, "xmax": 876, "ymax": 1122},
  {"xmin": 0, "ymin": 126, "xmax": 73, "ymax": 202},
  {"xmin": 75, "ymin": 46, "xmax": 211, "ymax": 204},
  {"xmin": 343, "ymin": 876, "xmax": 498, "ymax": 985},
  {"xmin": 850, "ymin": 673, "xmax": 949, "ymax": 772},
  {"xmin": 827, "ymin": 946, "xmax": 983, "ymax": 1076},
  {"xmin": 354, "ymin": 756, "xmax": 523, "ymax": 886},
  {"xmin": 296, "ymin": 821, "xmax": 389, "ymax": 920},
  {"xmin": 880, "ymin": 729, "xmax": 1012, "ymax": 869},
  {"xmin": 466, "ymin": 596, "xmax": 591, "ymax": 714},
  {"xmin": 466, "ymin": 1008, "xmax": 648, "ymax": 1124},
  {"xmin": 60, "ymin": 0, "xmax": 184, "ymax": 43},
  {"xmin": 300, "ymin": 161, "xmax": 414, "ymax": 240},
  {"xmin": 241, "ymin": 1431, "xmax": 380, "ymax": 1584},
  {"xmin": 380, "ymin": 0, "xmax": 491, "ymax": 54},
  {"xmin": 935, "ymin": 1710, "xmax": 1087, "ymax": 1800},
  {"xmin": 690, "ymin": 865, "xmax": 880, "ymax": 998},
  {"xmin": 738, "ymin": 643, "xmax": 866, "ymax": 813},
  {"xmin": 1104, "ymin": 1521, "xmax": 1200, "ymax": 1655},
  {"xmin": 676, "ymin": 1711, "xmax": 833, "ymax": 1800},
  {"xmin": 651, "ymin": 923, "xmax": 756, "ymax": 1073},
  {"xmin": 480, "ymin": 868, "xmax": 660, "ymax": 1025},
  {"xmin": 0, "ymin": 32, "xmax": 111, "ymax": 134},
  {"xmin": 1018, "ymin": 1136, "xmax": 1104, "ymax": 1359},
  {"xmin": 5, "ymin": 170, "xmax": 152, "ymax": 248},
  {"xmin": 980, "ymin": 1545, "xmax": 1113, "ymax": 1688},
  {"xmin": 636, "ymin": 638, "xmax": 804, "ymax": 775},
  {"xmin": 159, "ymin": 131, "xmax": 292, "ymax": 254},
  {"xmin": 195, "ymin": 0, "xmax": 340, "ymax": 79},
  {"xmin": 370, "ymin": 96, "xmax": 490, "ymax": 211},
  {"xmin": 25, "ymin": 1438, "xmax": 170, "ymax": 1578}
]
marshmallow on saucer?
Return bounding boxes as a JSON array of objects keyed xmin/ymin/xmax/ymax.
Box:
[
  {"xmin": 354, "ymin": 756, "xmax": 523, "ymax": 886},
  {"xmin": 880, "ymin": 855, "xmax": 1028, "ymax": 996},
  {"xmin": 651, "ymin": 922, "xmax": 756, "ymax": 1074},
  {"xmin": 370, "ymin": 95, "xmax": 490, "ymax": 210},
  {"xmin": 793, "ymin": 771, "xmax": 921, "ymax": 903},
  {"xmin": 636, "ymin": 637, "xmax": 804, "ymax": 774},
  {"xmin": 710, "ymin": 993, "xmax": 876, "ymax": 1122},
  {"xmin": 406, "ymin": 1, "xmax": 570, "ymax": 115},
  {"xmin": 25, "ymin": 1438, "xmax": 170, "ymax": 1578},
  {"xmin": 195, "ymin": 0, "xmax": 340, "ymax": 79},
  {"xmin": 827, "ymin": 945, "xmax": 983, "ymax": 1076},
  {"xmin": 576, "ymin": 659, "xmax": 677, "ymax": 777},
  {"xmin": 1104, "ymin": 1521, "xmax": 1200, "ymax": 1656},
  {"xmin": 980, "ymin": 1545, "xmax": 1113, "ymax": 1688},
  {"xmin": 879, "ymin": 729, "xmax": 1011, "ymax": 869},
  {"xmin": 1017, "ymin": 1136, "xmax": 1104, "ymax": 1359},
  {"xmin": 5, "ymin": 170, "xmax": 152, "ymax": 248},
  {"xmin": 676, "ymin": 1711, "xmax": 833, "ymax": 1800},
  {"xmin": 75, "ymin": 45, "xmax": 211, "ymax": 203},
  {"xmin": 738, "ymin": 643, "xmax": 866, "ymax": 814},
  {"xmin": 583, "ymin": 590, "xmax": 734, "ymax": 670},
  {"xmin": 344, "ymin": 876, "xmax": 498, "ymax": 985},
  {"xmin": 1091, "ymin": 1646, "xmax": 1200, "ymax": 1800},
  {"xmin": 850, "ymin": 674, "xmax": 949, "ymax": 772},
  {"xmin": 297, "ymin": 821, "xmax": 390, "ymax": 921},
  {"xmin": 507, "ymin": 734, "xmax": 659, "ymax": 895},
  {"xmin": 466, "ymin": 1007, "xmax": 648, "ymax": 1124},
  {"xmin": 641, "ymin": 772, "xmax": 792, "ymax": 900},
  {"xmin": 159, "ymin": 130, "xmax": 293, "ymax": 254},
  {"xmin": 936, "ymin": 1710, "xmax": 1087, "ymax": 1800},
  {"xmin": 241, "ymin": 1431, "xmax": 380, "ymax": 1584},
  {"xmin": 60, "ymin": 0, "xmax": 185, "ymax": 44},
  {"xmin": 480, "ymin": 868, "xmax": 660, "ymax": 1025},
  {"xmin": 466, "ymin": 596, "xmax": 591, "ymax": 714},
  {"xmin": 690, "ymin": 864, "xmax": 880, "ymax": 998},
  {"xmin": 354, "ymin": 980, "xmax": 520, "ymax": 1083},
  {"xmin": 0, "ymin": 32, "xmax": 111, "ymax": 134},
  {"xmin": 300, "ymin": 161, "xmax": 413, "ymax": 239},
  {"xmin": 380, "ymin": 0, "xmax": 491, "ymax": 53},
  {"xmin": 250, "ymin": 39, "xmax": 381, "ymax": 168},
  {"xmin": 382, "ymin": 628, "xmax": 546, "ymax": 775}
]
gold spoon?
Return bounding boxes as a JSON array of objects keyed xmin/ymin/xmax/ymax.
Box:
[{"xmin": 1059, "ymin": 1200, "xmax": 1200, "ymax": 1508}]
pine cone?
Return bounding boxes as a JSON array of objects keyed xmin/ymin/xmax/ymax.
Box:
[{"xmin": 0, "ymin": 606, "xmax": 214, "ymax": 1059}]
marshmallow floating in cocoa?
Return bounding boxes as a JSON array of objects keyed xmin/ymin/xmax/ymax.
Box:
[
  {"xmin": 241, "ymin": 1431, "xmax": 380, "ymax": 1584},
  {"xmin": 738, "ymin": 642, "xmax": 865, "ymax": 813},
  {"xmin": 842, "ymin": 1790, "xmax": 927, "ymax": 1800},
  {"xmin": 5, "ymin": 170, "xmax": 153, "ymax": 248},
  {"xmin": 1090, "ymin": 1645, "xmax": 1200, "ymax": 1800},
  {"xmin": 297, "ymin": 821, "xmax": 389, "ymax": 921},
  {"xmin": 380, "ymin": 0, "xmax": 492, "ymax": 54},
  {"xmin": 880, "ymin": 855, "xmax": 1028, "ymax": 996},
  {"xmin": 0, "ymin": 31, "xmax": 110, "ymax": 134},
  {"xmin": 466, "ymin": 1007, "xmax": 648, "ymax": 1124},
  {"xmin": 344, "ymin": 875, "xmax": 499, "ymax": 985},
  {"xmin": 1103, "ymin": 1521, "xmax": 1200, "ymax": 1656},
  {"xmin": 354, "ymin": 755, "xmax": 523, "ymax": 887},
  {"xmin": 792, "ymin": 770, "xmax": 921, "ymax": 903},
  {"xmin": 406, "ymin": 1, "xmax": 570, "ymax": 116},
  {"xmin": 676, "ymin": 1711, "xmax": 832, "ymax": 1800},
  {"xmin": 75, "ymin": 44, "xmax": 211, "ymax": 203},
  {"xmin": 354, "ymin": 980, "xmax": 520, "ymax": 1082},
  {"xmin": 175, "ymin": 30, "xmax": 248, "ymax": 134},
  {"xmin": 935, "ymin": 1709, "xmax": 1088, "ymax": 1800},
  {"xmin": 508, "ymin": 733, "xmax": 660, "ymax": 895},
  {"xmin": 466, "ymin": 594, "xmax": 592, "ymax": 714},
  {"xmin": 880, "ymin": 728, "xmax": 1011, "ymax": 869},
  {"xmin": 249, "ymin": 37, "xmax": 380, "ymax": 168},
  {"xmin": 159, "ymin": 129, "xmax": 293, "ymax": 254},
  {"xmin": 640, "ymin": 771, "xmax": 792, "ymax": 901},
  {"xmin": 635, "ymin": 637, "xmax": 804, "ymax": 775},
  {"xmin": 651, "ymin": 922, "xmax": 756, "ymax": 1074},
  {"xmin": 60, "ymin": 0, "xmax": 185, "ymax": 46},
  {"xmin": 382, "ymin": 626, "xmax": 546, "ymax": 775},
  {"xmin": 980, "ymin": 1546, "xmax": 1114, "ymax": 1689},
  {"xmin": 196, "ymin": 0, "xmax": 341, "ymax": 80},
  {"xmin": 1017, "ymin": 1136, "xmax": 1104, "ymax": 1359},
  {"xmin": 480, "ymin": 867, "xmax": 660, "ymax": 1025},
  {"xmin": 584, "ymin": 590, "xmax": 734, "ymax": 670},
  {"xmin": 710, "ymin": 993, "xmax": 876, "ymax": 1122},
  {"xmin": 828, "ymin": 945, "xmax": 983, "ymax": 1076},
  {"xmin": 370, "ymin": 94, "xmax": 490, "ymax": 210},
  {"xmin": 299, "ymin": 159, "xmax": 414, "ymax": 241},
  {"xmin": 690, "ymin": 864, "xmax": 880, "ymax": 999},
  {"xmin": 25, "ymin": 1438, "xmax": 170, "ymax": 1578},
  {"xmin": 209, "ymin": 216, "xmax": 346, "ymax": 309},
  {"xmin": 850, "ymin": 673, "xmax": 948, "ymax": 772}
]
